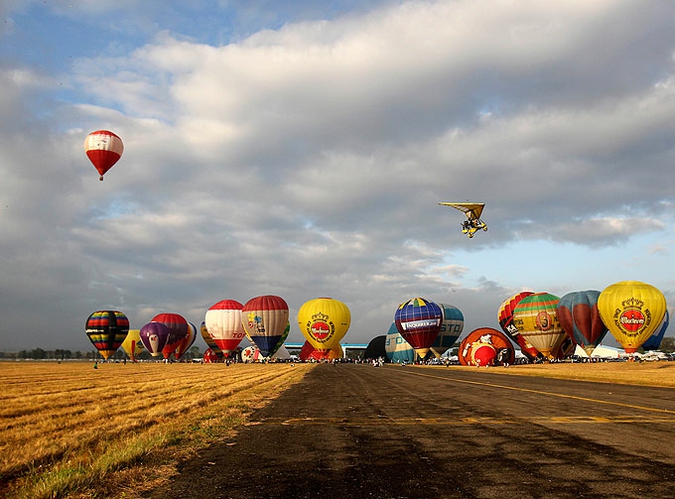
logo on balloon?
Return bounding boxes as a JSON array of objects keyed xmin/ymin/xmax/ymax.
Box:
[
  {"xmin": 620, "ymin": 309, "xmax": 645, "ymax": 333},
  {"xmin": 535, "ymin": 311, "xmax": 551, "ymax": 331},
  {"xmin": 306, "ymin": 312, "xmax": 334, "ymax": 344},
  {"xmin": 612, "ymin": 297, "xmax": 652, "ymax": 337},
  {"xmin": 247, "ymin": 312, "xmax": 265, "ymax": 333},
  {"xmin": 399, "ymin": 319, "xmax": 441, "ymax": 331}
]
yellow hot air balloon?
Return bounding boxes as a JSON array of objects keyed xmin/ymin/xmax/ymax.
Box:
[
  {"xmin": 298, "ymin": 297, "xmax": 351, "ymax": 357},
  {"xmin": 122, "ymin": 329, "xmax": 145, "ymax": 361},
  {"xmin": 598, "ymin": 281, "xmax": 667, "ymax": 354}
]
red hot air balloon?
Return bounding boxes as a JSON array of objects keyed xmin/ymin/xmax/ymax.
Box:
[
  {"xmin": 204, "ymin": 300, "xmax": 246, "ymax": 358},
  {"xmin": 203, "ymin": 348, "xmax": 219, "ymax": 363},
  {"xmin": 394, "ymin": 297, "xmax": 443, "ymax": 360},
  {"xmin": 151, "ymin": 313, "xmax": 189, "ymax": 360},
  {"xmin": 557, "ymin": 291, "xmax": 607, "ymax": 357},
  {"xmin": 458, "ymin": 327, "xmax": 515, "ymax": 367},
  {"xmin": 84, "ymin": 130, "xmax": 123, "ymax": 181},
  {"xmin": 241, "ymin": 295, "xmax": 289, "ymax": 357},
  {"xmin": 139, "ymin": 322, "xmax": 171, "ymax": 357}
]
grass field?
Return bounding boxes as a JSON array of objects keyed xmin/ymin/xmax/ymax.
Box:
[
  {"xmin": 0, "ymin": 361, "xmax": 314, "ymax": 499},
  {"xmin": 2, "ymin": 360, "xmax": 674, "ymax": 498}
]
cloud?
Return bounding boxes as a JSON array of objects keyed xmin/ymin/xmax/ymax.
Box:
[{"xmin": 1, "ymin": 0, "xmax": 675, "ymax": 351}]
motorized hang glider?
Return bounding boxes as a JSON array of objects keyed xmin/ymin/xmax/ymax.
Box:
[{"xmin": 438, "ymin": 202, "xmax": 488, "ymax": 238}]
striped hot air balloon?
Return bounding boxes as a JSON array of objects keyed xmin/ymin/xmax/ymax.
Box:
[
  {"xmin": 394, "ymin": 297, "xmax": 442, "ymax": 360},
  {"xmin": 241, "ymin": 295, "xmax": 289, "ymax": 357},
  {"xmin": 512, "ymin": 292, "xmax": 564, "ymax": 360},
  {"xmin": 85, "ymin": 310, "xmax": 129, "ymax": 360}
]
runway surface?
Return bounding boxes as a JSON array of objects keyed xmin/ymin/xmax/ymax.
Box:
[{"xmin": 146, "ymin": 363, "xmax": 675, "ymax": 498}]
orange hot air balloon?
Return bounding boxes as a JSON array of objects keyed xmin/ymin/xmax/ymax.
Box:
[
  {"xmin": 512, "ymin": 292, "xmax": 564, "ymax": 359},
  {"xmin": 84, "ymin": 130, "xmax": 123, "ymax": 180},
  {"xmin": 298, "ymin": 297, "xmax": 351, "ymax": 357},
  {"xmin": 458, "ymin": 327, "xmax": 515, "ymax": 367},
  {"xmin": 598, "ymin": 281, "xmax": 668, "ymax": 354}
]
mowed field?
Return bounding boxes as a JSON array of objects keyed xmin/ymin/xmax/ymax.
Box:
[
  {"xmin": 0, "ymin": 361, "xmax": 314, "ymax": 499},
  {"xmin": 1, "ymin": 360, "xmax": 674, "ymax": 499}
]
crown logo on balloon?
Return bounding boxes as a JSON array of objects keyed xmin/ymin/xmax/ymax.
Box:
[
  {"xmin": 622, "ymin": 297, "xmax": 644, "ymax": 309},
  {"xmin": 312, "ymin": 312, "xmax": 329, "ymax": 322}
]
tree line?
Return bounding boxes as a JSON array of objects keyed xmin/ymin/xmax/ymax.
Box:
[{"xmin": 0, "ymin": 346, "xmax": 205, "ymax": 361}]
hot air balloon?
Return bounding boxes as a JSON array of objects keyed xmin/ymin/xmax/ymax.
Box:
[
  {"xmin": 84, "ymin": 130, "xmax": 123, "ymax": 181},
  {"xmin": 241, "ymin": 295, "xmax": 289, "ymax": 357},
  {"xmin": 598, "ymin": 281, "xmax": 668, "ymax": 354},
  {"xmin": 299, "ymin": 341, "xmax": 344, "ymax": 361},
  {"xmin": 458, "ymin": 327, "xmax": 515, "ymax": 367},
  {"xmin": 556, "ymin": 291, "xmax": 607, "ymax": 357},
  {"xmin": 139, "ymin": 322, "xmax": 171, "ymax": 357},
  {"xmin": 242, "ymin": 345, "xmax": 292, "ymax": 362},
  {"xmin": 174, "ymin": 321, "xmax": 197, "ymax": 360},
  {"xmin": 205, "ymin": 300, "xmax": 246, "ymax": 358},
  {"xmin": 269, "ymin": 321, "xmax": 291, "ymax": 358},
  {"xmin": 121, "ymin": 329, "xmax": 144, "ymax": 362},
  {"xmin": 642, "ymin": 310, "xmax": 669, "ymax": 351},
  {"xmin": 498, "ymin": 291, "xmax": 540, "ymax": 361},
  {"xmin": 151, "ymin": 313, "xmax": 189, "ymax": 360},
  {"xmin": 430, "ymin": 304, "xmax": 464, "ymax": 358},
  {"xmin": 85, "ymin": 310, "xmax": 129, "ymax": 360},
  {"xmin": 394, "ymin": 297, "xmax": 443, "ymax": 360},
  {"xmin": 298, "ymin": 297, "xmax": 351, "ymax": 358},
  {"xmin": 203, "ymin": 348, "xmax": 219, "ymax": 363},
  {"xmin": 200, "ymin": 321, "xmax": 224, "ymax": 358},
  {"xmin": 384, "ymin": 322, "xmax": 416, "ymax": 364},
  {"xmin": 512, "ymin": 292, "xmax": 564, "ymax": 360}
]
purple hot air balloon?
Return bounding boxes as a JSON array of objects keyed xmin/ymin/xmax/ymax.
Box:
[
  {"xmin": 394, "ymin": 297, "xmax": 443, "ymax": 360},
  {"xmin": 139, "ymin": 322, "xmax": 171, "ymax": 357}
]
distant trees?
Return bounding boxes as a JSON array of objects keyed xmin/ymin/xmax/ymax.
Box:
[
  {"xmin": 0, "ymin": 345, "xmax": 205, "ymax": 361},
  {"xmin": 0, "ymin": 349, "xmax": 87, "ymax": 360},
  {"xmin": 658, "ymin": 337, "xmax": 675, "ymax": 353}
]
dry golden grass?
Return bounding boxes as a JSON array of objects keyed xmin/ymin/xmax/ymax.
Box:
[
  {"xmin": 0, "ymin": 361, "xmax": 314, "ymax": 499},
  {"xmin": 439, "ymin": 361, "xmax": 675, "ymax": 387},
  {"xmin": 4, "ymin": 360, "xmax": 673, "ymax": 498}
]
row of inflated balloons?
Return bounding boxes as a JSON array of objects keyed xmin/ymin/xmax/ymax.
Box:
[
  {"xmin": 386, "ymin": 280, "xmax": 669, "ymax": 365},
  {"xmin": 85, "ymin": 295, "xmax": 352, "ymax": 361}
]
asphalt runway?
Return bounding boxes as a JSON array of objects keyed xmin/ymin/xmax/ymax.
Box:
[{"xmin": 146, "ymin": 363, "xmax": 675, "ymax": 499}]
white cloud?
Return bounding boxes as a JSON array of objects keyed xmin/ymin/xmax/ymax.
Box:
[{"xmin": 1, "ymin": 0, "xmax": 675, "ymax": 351}]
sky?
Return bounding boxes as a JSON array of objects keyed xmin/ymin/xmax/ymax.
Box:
[{"xmin": 1, "ymin": 0, "xmax": 674, "ymax": 353}]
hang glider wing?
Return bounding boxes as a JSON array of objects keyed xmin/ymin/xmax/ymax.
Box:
[{"xmin": 438, "ymin": 202, "xmax": 484, "ymax": 220}]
